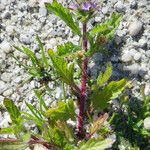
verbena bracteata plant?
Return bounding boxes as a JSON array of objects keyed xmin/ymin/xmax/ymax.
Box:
[{"xmin": 0, "ymin": 0, "xmax": 132, "ymax": 149}]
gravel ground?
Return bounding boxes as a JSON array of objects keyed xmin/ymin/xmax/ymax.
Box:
[{"xmin": 0, "ymin": 0, "xmax": 150, "ymax": 139}]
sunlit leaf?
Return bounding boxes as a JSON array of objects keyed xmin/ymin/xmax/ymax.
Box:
[
  {"xmin": 91, "ymin": 79, "xmax": 128, "ymax": 110},
  {"xmin": 45, "ymin": 1, "xmax": 80, "ymax": 35}
]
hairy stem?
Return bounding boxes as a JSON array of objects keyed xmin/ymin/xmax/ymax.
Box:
[{"xmin": 77, "ymin": 23, "xmax": 88, "ymax": 138}]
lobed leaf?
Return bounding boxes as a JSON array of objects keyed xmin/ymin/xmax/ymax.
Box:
[
  {"xmin": 45, "ymin": 1, "xmax": 80, "ymax": 35},
  {"xmin": 91, "ymin": 79, "xmax": 128, "ymax": 110},
  {"xmin": 90, "ymin": 13, "xmax": 122, "ymax": 37}
]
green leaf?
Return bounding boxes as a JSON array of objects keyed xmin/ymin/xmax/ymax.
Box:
[
  {"xmin": 4, "ymin": 99, "xmax": 21, "ymax": 124},
  {"xmin": 57, "ymin": 42, "xmax": 81, "ymax": 57},
  {"xmin": 36, "ymin": 35, "xmax": 49, "ymax": 69},
  {"xmin": 90, "ymin": 13, "xmax": 122, "ymax": 37},
  {"xmin": 22, "ymin": 46, "xmax": 41, "ymax": 68},
  {"xmin": 45, "ymin": 1, "xmax": 80, "ymax": 35},
  {"xmin": 79, "ymin": 138, "xmax": 113, "ymax": 150},
  {"xmin": 91, "ymin": 79, "xmax": 128, "ymax": 110},
  {"xmin": 48, "ymin": 49, "xmax": 74, "ymax": 85},
  {"xmin": 46, "ymin": 99, "xmax": 76, "ymax": 121},
  {"xmin": 0, "ymin": 127, "xmax": 15, "ymax": 134},
  {"xmin": 22, "ymin": 112, "xmax": 43, "ymax": 128},
  {"xmin": 25, "ymin": 102, "xmax": 43, "ymax": 121},
  {"xmin": 0, "ymin": 142, "xmax": 28, "ymax": 150},
  {"xmin": 34, "ymin": 89, "xmax": 48, "ymax": 112},
  {"xmin": 97, "ymin": 63, "xmax": 112, "ymax": 87}
]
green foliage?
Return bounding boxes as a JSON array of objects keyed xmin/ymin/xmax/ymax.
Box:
[
  {"xmin": 3, "ymin": 99, "xmax": 21, "ymax": 124},
  {"xmin": 79, "ymin": 138, "xmax": 113, "ymax": 150},
  {"xmin": 48, "ymin": 49, "xmax": 75, "ymax": 86},
  {"xmin": 97, "ymin": 63, "xmax": 112, "ymax": 87},
  {"xmin": 111, "ymin": 95, "xmax": 150, "ymax": 149},
  {"xmin": 91, "ymin": 79, "xmax": 128, "ymax": 110},
  {"xmin": 57, "ymin": 42, "xmax": 81, "ymax": 58},
  {"xmin": 36, "ymin": 35, "xmax": 49, "ymax": 69},
  {"xmin": 86, "ymin": 13, "xmax": 122, "ymax": 57},
  {"xmin": 46, "ymin": 99, "xmax": 76, "ymax": 121},
  {"xmin": 13, "ymin": 36, "xmax": 50, "ymax": 82},
  {"xmin": 90, "ymin": 13, "xmax": 122, "ymax": 38},
  {"xmin": 45, "ymin": 1, "xmax": 80, "ymax": 35},
  {"xmin": 0, "ymin": 142, "xmax": 28, "ymax": 150}
]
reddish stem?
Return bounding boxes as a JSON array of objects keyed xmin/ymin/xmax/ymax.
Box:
[{"xmin": 77, "ymin": 23, "xmax": 88, "ymax": 138}]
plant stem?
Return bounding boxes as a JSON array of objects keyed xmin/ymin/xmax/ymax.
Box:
[{"xmin": 77, "ymin": 22, "xmax": 88, "ymax": 138}]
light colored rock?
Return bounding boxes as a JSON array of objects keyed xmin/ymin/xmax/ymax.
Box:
[
  {"xmin": 1, "ymin": 72, "xmax": 12, "ymax": 82},
  {"xmin": 133, "ymin": 52, "xmax": 141, "ymax": 61},
  {"xmin": 114, "ymin": 1, "xmax": 126, "ymax": 12},
  {"xmin": 144, "ymin": 84, "xmax": 150, "ymax": 96},
  {"xmin": 0, "ymin": 112, "xmax": 11, "ymax": 128},
  {"xmin": 121, "ymin": 52, "xmax": 132, "ymax": 62},
  {"xmin": 128, "ymin": 20, "xmax": 143, "ymax": 36},
  {"xmin": 95, "ymin": 16, "xmax": 101, "ymax": 22},
  {"xmin": 5, "ymin": 25, "xmax": 14, "ymax": 35},
  {"xmin": 0, "ymin": 41, "xmax": 12, "ymax": 53},
  {"xmin": 28, "ymin": 0, "xmax": 37, "ymax": 7},
  {"xmin": 3, "ymin": 88, "xmax": 13, "ymax": 97},
  {"xmin": 145, "ymin": 50, "xmax": 150, "ymax": 57},
  {"xmin": 39, "ymin": 7, "xmax": 47, "ymax": 16},
  {"xmin": 49, "ymin": 38, "xmax": 57, "ymax": 47},
  {"xmin": 0, "ymin": 80, "xmax": 8, "ymax": 95},
  {"xmin": 126, "ymin": 64, "xmax": 140, "ymax": 75},
  {"xmin": 138, "ymin": 39, "xmax": 147, "ymax": 48},
  {"xmin": 19, "ymin": 34, "xmax": 31, "ymax": 45},
  {"xmin": 144, "ymin": 117, "xmax": 150, "ymax": 130}
]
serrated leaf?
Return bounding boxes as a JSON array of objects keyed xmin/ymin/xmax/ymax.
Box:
[
  {"xmin": 57, "ymin": 42, "xmax": 81, "ymax": 57},
  {"xmin": 46, "ymin": 99, "xmax": 76, "ymax": 121},
  {"xmin": 90, "ymin": 13, "xmax": 122, "ymax": 37},
  {"xmin": 91, "ymin": 79, "xmax": 128, "ymax": 110},
  {"xmin": 36, "ymin": 35, "xmax": 49, "ymax": 69},
  {"xmin": 97, "ymin": 63, "xmax": 112, "ymax": 87},
  {"xmin": 4, "ymin": 99, "xmax": 21, "ymax": 124},
  {"xmin": 79, "ymin": 138, "xmax": 113, "ymax": 150},
  {"xmin": 48, "ymin": 49, "xmax": 74, "ymax": 85},
  {"xmin": 45, "ymin": 1, "xmax": 80, "ymax": 35}
]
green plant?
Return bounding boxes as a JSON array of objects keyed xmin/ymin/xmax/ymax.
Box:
[
  {"xmin": 110, "ymin": 91, "xmax": 150, "ymax": 149},
  {"xmin": 0, "ymin": 0, "xmax": 129, "ymax": 149}
]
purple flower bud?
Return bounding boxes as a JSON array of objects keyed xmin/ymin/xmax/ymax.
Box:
[
  {"xmin": 69, "ymin": 4, "xmax": 79, "ymax": 10},
  {"xmin": 82, "ymin": 2, "xmax": 92, "ymax": 11}
]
